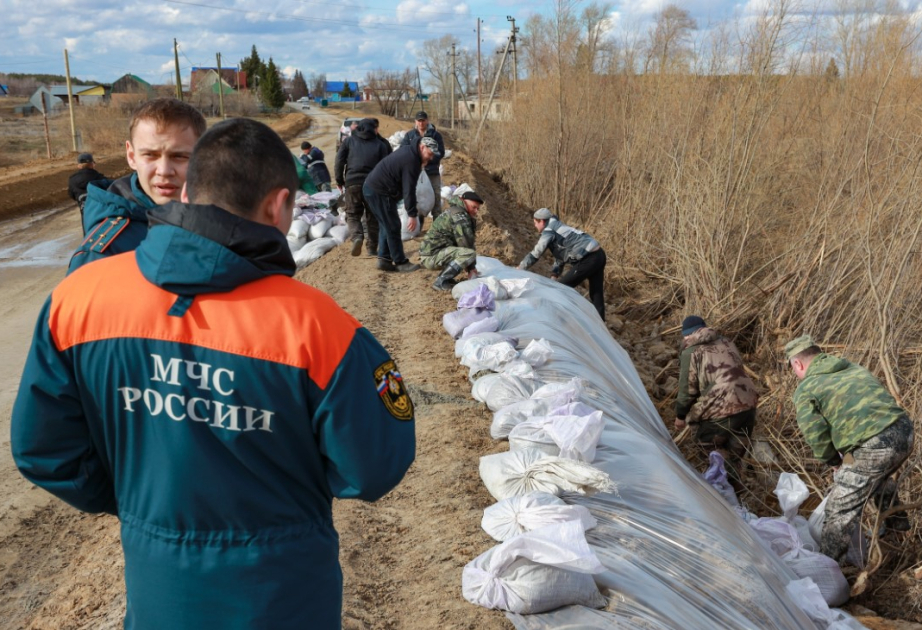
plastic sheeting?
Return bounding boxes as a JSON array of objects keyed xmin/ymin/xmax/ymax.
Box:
[{"xmin": 455, "ymin": 257, "xmax": 863, "ymax": 630}]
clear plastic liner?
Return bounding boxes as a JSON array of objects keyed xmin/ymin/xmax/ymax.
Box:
[{"xmin": 460, "ymin": 258, "xmax": 863, "ymax": 630}]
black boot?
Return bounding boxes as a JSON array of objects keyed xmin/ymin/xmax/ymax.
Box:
[{"xmin": 432, "ymin": 261, "xmax": 463, "ymax": 291}]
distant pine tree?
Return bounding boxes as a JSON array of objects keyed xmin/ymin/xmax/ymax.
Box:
[
  {"xmin": 239, "ymin": 45, "xmax": 265, "ymax": 90},
  {"xmin": 260, "ymin": 58, "xmax": 286, "ymax": 109},
  {"xmin": 292, "ymin": 70, "xmax": 309, "ymax": 99},
  {"xmin": 341, "ymin": 80, "xmax": 354, "ymax": 98}
]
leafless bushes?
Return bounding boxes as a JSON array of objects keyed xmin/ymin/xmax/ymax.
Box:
[{"xmin": 470, "ymin": 0, "xmax": 922, "ymax": 607}]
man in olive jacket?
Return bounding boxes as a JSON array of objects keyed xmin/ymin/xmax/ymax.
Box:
[
  {"xmin": 675, "ymin": 316, "xmax": 759, "ymax": 490},
  {"xmin": 786, "ymin": 334, "xmax": 914, "ymax": 564}
]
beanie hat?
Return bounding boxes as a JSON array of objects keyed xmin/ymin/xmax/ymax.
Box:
[
  {"xmin": 460, "ymin": 191, "xmax": 483, "ymax": 203},
  {"xmin": 784, "ymin": 335, "xmax": 817, "ymax": 361},
  {"xmin": 533, "ymin": 207, "xmax": 553, "ymax": 220},
  {"xmin": 681, "ymin": 316, "xmax": 706, "ymax": 336}
]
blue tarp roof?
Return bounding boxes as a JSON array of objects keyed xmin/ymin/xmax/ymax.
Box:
[
  {"xmin": 0, "ymin": 84, "xmax": 8, "ymax": 95},
  {"xmin": 325, "ymin": 81, "xmax": 358, "ymax": 93}
]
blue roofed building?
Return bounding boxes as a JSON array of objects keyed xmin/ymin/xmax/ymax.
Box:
[{"xmin": 323, "ymin": 80, "xmax": 360, "ymax": 102}]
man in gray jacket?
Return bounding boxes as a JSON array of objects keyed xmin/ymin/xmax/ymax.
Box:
[{"xmin": 517, "ymin": 208, "xmax": 607, "ymax": 319}]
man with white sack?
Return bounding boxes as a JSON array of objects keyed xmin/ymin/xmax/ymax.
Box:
[{"xmin": 785, "ymin": 334, "xmax": 914, "ymax": 565}]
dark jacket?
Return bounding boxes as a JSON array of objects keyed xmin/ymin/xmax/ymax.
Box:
[
  {"xmin": 364, "ymin": 143, "xmax": 424, "ymax": 217},
  {"xmin": 334, "ymin": 121, "xmax": 391, "ymax": 188},
  {"xmin": 68, "ymin": 173, "xmax": 155, "ymax": 275},
  {"xmin": 400, "ymin": 124, "xmax": 444, "ymax": 176},
  {"xmin": 68, "ymin": 167, "xmax": 107, "ymax": 203},
  {"xmin": 12, "ymin": 201, "xmax": 416, "ymax": 630},
  {"xmin": 301, "ymin": 147, "xmax": 331, "ymax": 186}
]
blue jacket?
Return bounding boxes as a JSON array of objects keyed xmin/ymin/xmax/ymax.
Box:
[
  {"xmin": 301, "ymin": 147, "xmax": 332, "ymax": 186},
  {"xmin": 12, "ymin": 201, "xmax": 416, "ymax": 629},
  {"xmin": 68, "ymin": 173, "xmax": 156, "ymax": 275}
]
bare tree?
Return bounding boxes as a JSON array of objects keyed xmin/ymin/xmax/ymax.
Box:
[
  {"xmin": 364, "ymin": 67, "xmax": 414, "ymax": 117},
  {"xmin": 575, "ymin": 2, "xmax": 614, "ymax": 73},
  {"xmin": 308, "ymin": 72, "xmax": 326, "ymax": 98},
  {"xmin": 645, "ymin": 4, "xmax": 697, "ymax": 74}
]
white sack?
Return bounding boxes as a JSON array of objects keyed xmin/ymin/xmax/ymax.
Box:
[
  {"xmin": 387, "ymin": 130, "xmax": 406, "ymax": 149},
  {"xmin": 288, "ymin": 220, "xmax": 310, "ymax": 240},
  {"xmin": 521, "ymin": 338, "xmax": 553, "ymax": 368},
  {"xmin": 784, "ymin": 579, "xmax": 865, "ymax": 629},
  {"xmin": 460, "ymin": 316, "xmax": 499, "ymax": 338},
  {"xmin": 461, "ymin": 521, "xmax": 607, "ymax": 614},
  {"xmin": 490, "ymin": 380, "xmax": 588, "ymax": 440},
  {"xmin": 415, "ymin": 170, "xmax": 435, "ymax": 217},
  {"xmin": 473, "ymin": 373, "xmax": 503, "ymax": 404},
  {"xmin": 293, "ymin": 237, "xmax": 337, "ymax": 269},
  {"xmin": 398, "ymin": 202, "xmax": 421, "ymax": 240},
  {"xmin": 309, "ymin": 217, "xmax": 334, "ymax": 240},
  {"xmin": 455, "ymin": 332, "xmax": 519, "ymax": 358},
  {"xmin": 479, "ymin": 448, "xmax": 616, "ymax": 501},
  {"xmin": 461, "ymin": 341, "xmax": 519, "ymax": 372},
  {"xmin": 327, "ymin": 225, "xmax": 350, "ymax": 244},
  {"xmin": 482, "ymin": 374, "xmax": 543, "ymax": 412},
  {"xmin": 500, "ymin": 359, "xmax": 537, "ymax": 380},
  {"xmin": 287, "ymin": 234, "xmax": 307, "ymax": 254},
  {"xmin": 508, "ymin": 411, "xmax": 605, "ymax": 462},
  {"xmin": 443, "ymin": 308, "xmax": 491, "ymax": 339},
  {"xmin": 481, "ymin": 492, "xmax": 598, "ymax": 542}
]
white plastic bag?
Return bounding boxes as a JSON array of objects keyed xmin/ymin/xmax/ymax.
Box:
[
  {"xmin": 479, "ymin": 448, "xmax": 616, "ymax": 501},
  {"xmin": 292, "ymin": 237, "xmax": 337, "ymax": 268},
  {"xmin": 460, "ymin": 316, "xmax": 499, "ymax": 338},
  {"xmin": 462, "ymin": 521, "xmax": 607, "ymax": 614},
  {"xmin": 500, "ymin": 359, "xmax": 537, "ymax": 380},
  {"xmin": 703, "ymin": 451, "xmax": 740, "ymax": 507},
  {"xmin": 443, "ymin": 308, "xmax": 491, "ymax": 339},
  {"xmin": 482, "ymin": 374, "xmax": 543, "ymax": 412},
  {"xmin": 481, "ymin": 492, "xmax": 598, "ymax": 542},
  {"xmin": 521, "ymin": 338, "xmax": 553, "ymax": 368},
  {"xmin": 455, "ymin": 332, "xmax": 519, "ymax": 358},
  {"xmin": 415, "ymin": 170, "xmax": 435, "ymax": 217},
  {"xmin": 784, "ymin": 579, "xmax": 865, "ymax": 630},
  {"xmin": 398, "ymin": 202, "xmax": 420, "ymax": 240},
  {"xmin": 457, "ymin": 284, "xmax": 496, "ymax": 311},
  {"xmin": 461, "ymin": 341, "xmax": 518, "ymax": 373},
  {"xmin": 508, "ymin": 410, "xmax": 605, "ymax": 462}
]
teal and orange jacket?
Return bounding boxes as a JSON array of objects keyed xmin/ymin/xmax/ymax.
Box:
[
  {"xmin": 67, "ymin": 172, "xmax": 156, "ymax": 275},
  {"xmin": 12, "ymin": 201, "xmax": 416, "ymax": 629}
]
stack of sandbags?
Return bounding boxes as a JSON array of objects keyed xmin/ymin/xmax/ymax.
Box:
[{"xmin": 286, "ymin": 191, "xmax": 348, "ymax": 269}]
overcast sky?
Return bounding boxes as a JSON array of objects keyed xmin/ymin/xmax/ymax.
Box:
[{"xmin": 3, "ymin": 0, "xmax": 919, "ymax": 87}]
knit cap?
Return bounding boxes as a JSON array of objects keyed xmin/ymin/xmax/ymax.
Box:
[
  {"xmin": 681, "ymin": 316, "xmax": 706, "ymax": 336},
  {"xmin": 533, "ymin": 208, "xmax": 553, "ymax": 220}
]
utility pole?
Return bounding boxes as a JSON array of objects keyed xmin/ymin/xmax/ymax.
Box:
[
  {"xmin": 40, "ymin": 93, "xmax": 52, "ymax": 159},
  {"xmin": 507, "ymin": 16, "xmax": 518, "ymax": 96},
  {"xmin": 474, "ymin": 35, "xmax": 512, "ymax": 144},
  {"xmin": 63, "ymin": 48, "xmax": 77, "ymax": 152},
  {"xmin": 449, "ymin": 44, "xmax": 459, "ymax": 130},
  {"xmin": 216, "ymin": 53, "xmax": 226, "ymax": 119},
  {"xmin": 174, "ymin": 38, "xmax": 183, "ymax": 101},
  {"xmin": 477, "ymin": 18, "xmax": 482, "ymax": 120}
]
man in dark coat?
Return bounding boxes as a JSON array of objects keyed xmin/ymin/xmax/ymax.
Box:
[
  {"xmin": 400, "ymin": 111, "xmax": 444, "ymax": 226},
  {"xmin": 363, "ymin": 137, "xmax": 440, "ymax": 272},
  {"xmin": 67, "ymin": 153, "xmax": 108, "ymax": 229},
  {"xmin": 334, "ymin": 119, "xmax": 389, "ymax": 256},
  {"xmin": 299, "ymin": 142, "xmax": 332, "ymax": 192}
]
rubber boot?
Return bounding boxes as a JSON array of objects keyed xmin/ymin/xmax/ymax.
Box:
[{"xmin": 432, "ymin": 261, "xmax": 463, "ymax": 291}]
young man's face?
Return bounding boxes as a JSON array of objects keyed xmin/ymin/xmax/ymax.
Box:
[
  {"xmin": 533, "ymin": 218, "xmax": 546, "ymax": 232},
  {"xmin": 126, "ymin": 119, "xmax": 199, "ymax": 205},
  {"xmin": 463, "ymin": 199, "xmax": 482, "ymax": 217},
  {"xmin": 415, "ymin": 118, "xmax": 428, "ymax": 134}
]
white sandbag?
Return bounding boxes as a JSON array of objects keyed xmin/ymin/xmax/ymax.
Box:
[
  {"xmin": 327, "ymin": 225, "xmax": 350, "ymax": 244},
  {"xmin": 461, "ymin": 341, "xmax": 518, "ymax": 372},
  {"xmin": 398, "ymin": 202, "xmax": 421, "ymax": 240},
  {"xmin": 473, "ymin": 373, "xmax": 503, "ymax": 404},
  {"xmin": 461, "ymin": 521, "xmax": 607, "ymax": 614},
  {"xmin": 443, "ymin": 308, "xmax": 491, "ymax": 339},
  {"xmin": 460, "ymin": 315, "xmax": 499, "ymax": 338},
  {"xmin": 457, "ymin": 284, "xmax": 497, "ymax": 311},
  {"xmin": 776, "ymin": 473, "xmax": 811, "ymax": 521},
  {"xmin": 287, "ymin": 234, "xmax": 307, "ymax": 254},
  {"xmin": 784, "ymin": 579, "xmax": 865, "ymax": 630},
  {"xmin": 309, "ymin": 217, "xmax": 334, "ymax": 240},
  {"xmin": 479, "ymin": 448, "xmax": 616, "ymax": 501},
  {"xmin": 292, "ymin": 237, "xmax": 337, "ymax": 269},
  {"xmin": 455, "ymin": 332, "xmax": 519, "ymax": 358},
  {"xmin": 481, "ymin": 492, "xmax": 598, "ymax": 542},
  {"xmin": 288, "ymin": 220, "xmax": 311, "ymax": 240},
  {"xmin": 521, "ymin": 338, "xmax": 553, "ymax": 367},
  {"xmin": 499, "ymin": 277, "xmax": 533, "ymax": 298},
  {"xmin": 309, "ymin": 190, "xmax": 340, "ymax": 205},
  {"xmin": 749, "ymin": 517, "xmax": 849, "ymax": 607},
  {"xmin": 703, "ymin": 451, "xmax": 740, "ymax": 507},
  {"xmin": 387, "ymin": 130, "xmax": 406, "ymax": 149},
  {"xmin": 415, "ymin": 171, "xmax": 435, "ymax": 217},
  {"xmin": 441, "ymin": 185, "xmax": 453, "ymax": 200},
  {"xmin": 483, "ymin": 374, "xmax": 543, "ymax": 412},
  {"xmin": 500, "ymin": 359, "xmax": 537, "ymax": 380},
  {"xmin": 508, "ymin": 411, "xmax": 605, "ymax": 462}
]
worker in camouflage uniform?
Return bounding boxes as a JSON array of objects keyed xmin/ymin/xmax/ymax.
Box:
[
  {"xmin": 418, "ymin": 190, "xmax": 483, "ymax": 291},
  {"xmin": 786, "ymin": 335, "xmax": 914, "ymax": 565},
  {"xmin": 675, "ymin": 316, "xmax": 759, "ymax": 491}
]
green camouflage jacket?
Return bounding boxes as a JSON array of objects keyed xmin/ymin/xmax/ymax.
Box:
[
  {"xmin": 675, "ymin": 327, "xmax": 758, "ymax": 423},
  {"xmin": 418, "ymin": 197, "xmax": 476, "ymax": 257},
  {"xmin": 793, "ymin": 353, "xmax": 905, "ymax": 464}
]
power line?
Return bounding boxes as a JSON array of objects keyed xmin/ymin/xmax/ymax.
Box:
[{"xmin": 287, "ymin": 0, "xmax": 513, "ymax": 20}]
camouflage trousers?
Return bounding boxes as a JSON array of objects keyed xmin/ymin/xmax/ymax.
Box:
[
  {"xmin": 419, "ymin": 246, "xmax": 476, "ymax": 271},
  {"xmin": 343, "ymin": 184, "xmax": 379, "ymax": 254},
  {"xmin": 695, "ymin": 408, "xmax": 756, "ymax": 490},
  {"xmin": 823, "ymin": 414, "xmax": 914, "ymax": 565}
]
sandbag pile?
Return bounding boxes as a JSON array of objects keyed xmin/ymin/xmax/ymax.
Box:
[
  {"xmin": 287, "ymin": 191, "xmax": 348, "ymax": 269},
  {"xmin": 442, "ymin": 256, "xmax": 866, "ymax": 629}
]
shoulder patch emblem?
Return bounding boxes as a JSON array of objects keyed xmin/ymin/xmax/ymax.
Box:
[
  {"xmin": 86, "ymin": 216, "xmax": 130, "ymax": 254},
  {"xmin": 374, "ymin": 360, "xmax": 414, "ymax": 421}
]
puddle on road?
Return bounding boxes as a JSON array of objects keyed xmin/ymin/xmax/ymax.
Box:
[{"xmin": 0, "ymin": 208, "xmax": 81, "ymax": 268}]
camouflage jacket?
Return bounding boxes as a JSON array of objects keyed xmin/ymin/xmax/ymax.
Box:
[
  {"xmin": 418, "ymin": 198, "xmax": 476, "ymax": 257},
  {"xmin": 675, "ymin": 327, "xmax": 758, "ymax": 423},
  {"xmin": 793, "ymin": 353, "xmax": 906, "ymax": 464}
]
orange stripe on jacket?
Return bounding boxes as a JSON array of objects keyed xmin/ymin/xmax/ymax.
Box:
[{"xmin": 50, "ymin": 253, "xmax": 360, "ymax": 390}]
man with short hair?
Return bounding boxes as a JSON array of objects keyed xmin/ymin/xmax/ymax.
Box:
[
  {"xmin": 400, "ymin": 111, "xmax": 444, "ymax": 225},
  {"xmin": 786, "ymin": 335, "xmax": 914, "ymax": 564},
  {"xmin": 419, "ymin": 190, "xmax": 482, "ymax": 290},
  {"xmin": 363, "ymin": 137, "xmax": 441, "ymax": 273},
  {"xmin": 517, "ymin": 208, "xmax": 607, "ymax": 319},
  {"xmin": 67, "ymin": 153, "xmax": 107, "ymax": 228},
  {"xmin": 68, "ymin": 97, "xmax": 205, "ymax": 274},
  {"xmin": 675, "ymin": 316, "xmax": 759, "ymax": 491},
  {"xmin": 300, "ymin": 141, "xmax": 332, "ymax": 192},
  {"xmin": 12, "ymin": 117, "xmax": 416, "ymax": 629},
  {"xmin": 334, "ymin": 119, "xmax": 390, "ymax": 257}
]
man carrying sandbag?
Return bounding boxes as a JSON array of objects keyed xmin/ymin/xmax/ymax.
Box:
[
  {"xmin": 785, "ymin": 334, "xmax": 913, "ymax": 564},
  {"xmin": 675, "ymin": 316, "xmax": 759, "ymax": 492},
  {"xmin": 419, "ymin": 189, "xmax": 483, "ymax": 290}
]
